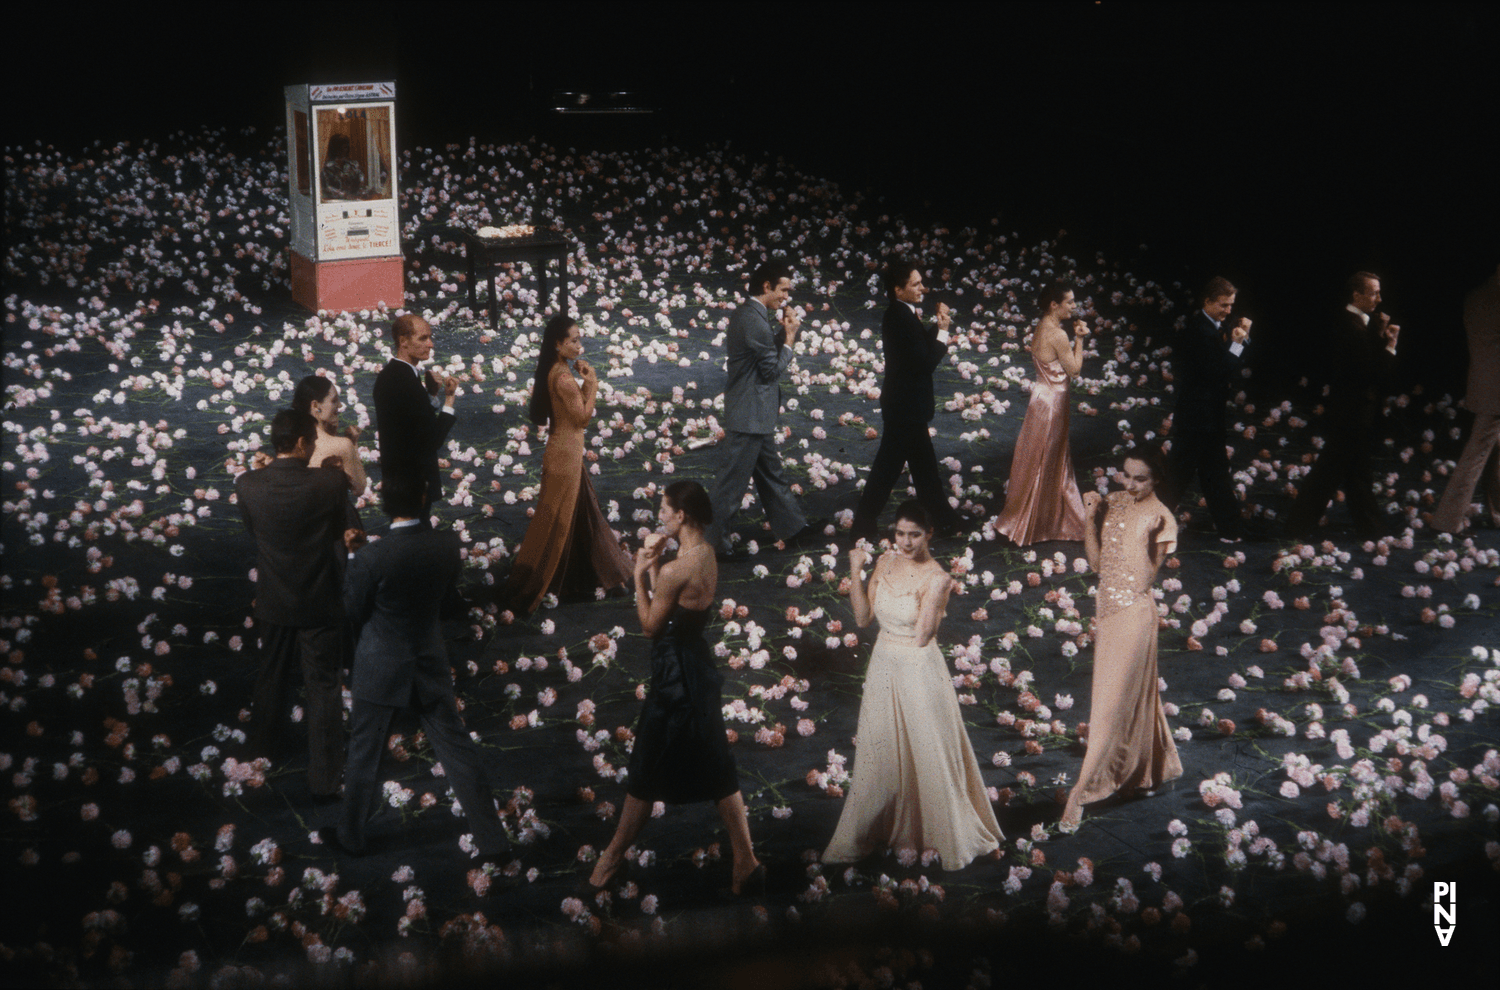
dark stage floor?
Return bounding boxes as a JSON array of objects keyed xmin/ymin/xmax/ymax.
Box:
[{"xmin": 2, "ymin": 129, "xmax": 1497, "ymax": 988}]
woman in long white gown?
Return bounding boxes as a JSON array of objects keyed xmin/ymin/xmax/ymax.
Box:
[{"xmin": 823, "ymin": 501, "xmax": 1003, "ymax": 870}]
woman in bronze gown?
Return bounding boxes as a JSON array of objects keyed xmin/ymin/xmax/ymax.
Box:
[
  {"xmin": 588, "ymin": 481, "xmax": 764, "ymax": 896},
  {"xmin": 1060, "ymin": 447, "xmax": 1183, "ymax": 830},
  {"xmin": 501, "ymin": 316, "xmax": 632, "ymax": 613},
  {"xmin": 995, "ymin": 281, "xmax": 1089, "ymax": 545}
]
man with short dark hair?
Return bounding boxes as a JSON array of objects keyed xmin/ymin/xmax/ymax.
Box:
[
  {"xmin": 706, "ymin": 259, "xmax": 810, "ymax": 554},
  {"xmin": 1285, "ymin": 273, "xmax": 1401, "ymax": 540},
  {"xmin": 1164, "ymin": 277, "xmax": 1252, "ymax": 542},
  {"xmin": 235, "ymin": 409, "xmax": 349, "ymax": 796},
  {"xmin": 850, "ymin": 258, "xmax": 966, "ymax": 540},
  {"xmin": 374, "ymin": 314, "xmax": 457, "ymax": 520},
  {"xmin": 318, "ymin": 474, "xmax": 511, "ymax": 867}
]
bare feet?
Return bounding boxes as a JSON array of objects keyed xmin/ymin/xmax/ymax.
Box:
[{"xmin": 588, "ymin": 850, "xmax": 622, "ymax": 890}]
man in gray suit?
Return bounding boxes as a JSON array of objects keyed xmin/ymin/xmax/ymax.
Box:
[
  {"xmin": 318, "ymin": 474, "xmax": 510, "ymax": 865},
  {"xmin": 706, "ymin": 258, "xmax": 810, "ymax": 554},
  {"xmin": 1433, "ymin": 264, "xmax": 1500, "ymax": 533}
]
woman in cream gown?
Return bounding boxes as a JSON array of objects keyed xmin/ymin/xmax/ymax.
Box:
[
  {"xmin": 1060, "ymin": 449, "xmax": 1183, "ymax": 830},
  {"xmin": 996, "ymin": 282, "xmax": 1089, "ymax": 545},
  {"xmin": 824, "ymin": 501, "xmax": 1003, "ymax": 870}
]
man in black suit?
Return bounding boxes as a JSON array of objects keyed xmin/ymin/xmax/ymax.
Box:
[
  {"xmin": 850, "ymin": 258, "xmax": 966, "ymax": 540},
  {"xmin": 236, "ymin": 409, "xmax": 349, "ymax": 796},
  {"xmin": 1286, "ymin": 272, "xmax": 1401, "ymax": 540},
  {"xmin": 373, "ymin": 314, "xmax": 458, "ymax": 519},
  {"xmin": 319, "ymin": 475, "xmax": 510, "ymax": 864},
  {"xmin": 1165, "ymin": 276, "xmax": 1252, "ymax": 542}
]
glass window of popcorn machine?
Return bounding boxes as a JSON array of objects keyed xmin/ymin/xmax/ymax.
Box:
[{"xmin": 317, "ymin": 105, "xmax": 392, "ymax": 201}]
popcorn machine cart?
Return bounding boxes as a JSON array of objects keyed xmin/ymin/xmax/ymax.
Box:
[{"xmin": 283, "ymin": 82, "xmax": 403, "ymax": 312}]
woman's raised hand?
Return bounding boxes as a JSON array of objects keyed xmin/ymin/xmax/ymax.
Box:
[{"xmin": 849, "ymin": 547, "xmax": 870, "ymax": 573}]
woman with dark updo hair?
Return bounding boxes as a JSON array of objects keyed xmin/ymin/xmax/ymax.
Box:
[
  {"xmin": 588, "ymin": 480, "xmax": 764, "ymax": 897},
  {"xmin": 292, "ymin": 374, "xmax": 367, "ymax": 498},
  {"xmin": 824, "ymin": 500, "xmax": 1003, "ymax": 870},
  {"xmin": 995, "ymin": 280, "xmax": 1089, "ymax": 545},
  {"xmin": 498, "ymin": 315, "xmax": 632, "ymax": 612},
  {"xmin": 1060, "ymin": 445, "xmax": 1182, "ymax": 830}
]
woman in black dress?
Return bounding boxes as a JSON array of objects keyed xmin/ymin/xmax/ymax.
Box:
[{"xmin": 587, "ymin": 480, "xmax": 764, "ymax": 895}]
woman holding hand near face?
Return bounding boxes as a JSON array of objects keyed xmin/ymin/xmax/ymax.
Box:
[
  {"xmin": 1060, "ymin": 447, "xmax": 1183, "ymax": 831},
  {"xmin": 823, "ymin": 500, "xmax": 1003, "ymax": 871},
  {"xmin": 501, "ymin": 315, "xmax": 632, "ymax": 613},
  {"xmin": 589, "ymin": 480, "xmax": 764, "ymax": 897}
]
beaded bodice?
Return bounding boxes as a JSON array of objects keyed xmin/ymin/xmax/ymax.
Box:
[{"xmin": 1096, "ymin": 492, "xmax": 1175, "ymax": 619}]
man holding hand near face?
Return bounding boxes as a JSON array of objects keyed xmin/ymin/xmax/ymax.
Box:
[
  {"xmin": 374, "ymin": 313, "xmax": 458, "ymax": 522},
  {"xmin": 707, "ymin": 259, "xmax": 812, "ymax": 555},
  {"xmin": 1286, "ymin": 272, "xmax": 1401, "ymax": 540},
  {"xmin": 1165, "ymin": 276, "xmax": 1252, "ymax": 543},
  {"xmin": 850, "ymin": 258, "xmax": 967, "ymax": 541}
]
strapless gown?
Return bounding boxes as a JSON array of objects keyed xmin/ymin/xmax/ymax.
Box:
[
  {"xmin": 626, "ymin": 605, "xmax": 740, "ymax": 804},
  {"xmin": 823, "ymin": 578, "xmax": 1002, "ymax": 869},
  {"xmin": 996, "ymin": 354, "xmax": 1086, "ymax": 544}
]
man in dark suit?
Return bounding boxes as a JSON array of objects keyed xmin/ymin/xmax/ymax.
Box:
[
  {"xmin": 319, "ymin": 475, "xmax": 511, "ymax": 864},
  {"xmin": 1286, "ymin": 272, "xmax": 1401, "ymax": 540},
  {"xmin": 850, "ymin": 258, "xmax": 966, "ymax": 540},
  {"xmin": 373, "ymin": 314, "xmax": 458, "ymax": 519},
  {"xmin": 706, "ymin": 258, "xmax": 809, "ymax": 554},
  {"xmin": 236, "ymin": 409, "xmax": 349, "ymax": 796},
  {"xmin": 1165, "ymin": 276, "xmax": 1252, "ymax": 542}
]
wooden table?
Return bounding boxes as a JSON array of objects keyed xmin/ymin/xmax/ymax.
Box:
[{"xmin": 458, "ymin": 229, "xmax": 574, "ymax": 329}]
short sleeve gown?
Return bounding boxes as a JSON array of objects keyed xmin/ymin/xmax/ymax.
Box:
[
  {"xmin": 995, "ymin": 352, "xmax": 1087, "ymax": 545},
  {"xmin": 501, "ymin": 362, "xmax": 632, "ymax": 613},
  {"xmin": 626, "ymin": 605, "xmax": 741, "ymax": 804},
  {"xmin": 1069, "ymin": 491, "xmax": 1184, "ymax": 807},
  {"xmin": 823, "ymin": 568, "xmax": 1003, "ymax": 870}
]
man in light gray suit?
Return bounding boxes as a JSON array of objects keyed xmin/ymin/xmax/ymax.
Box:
[
  {"xmin": 318, "ymin": 474, "xmax": 510, "ymax": 867},
  {"xmin": 707, "ymin": 258, "xmax": 810, "ymax": 554}
]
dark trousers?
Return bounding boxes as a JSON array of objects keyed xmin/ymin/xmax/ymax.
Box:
[
  {"xmin": 249, "ymin": 623, "xmax": 345, "ymax": 795},
  {"xmin": 1286, "ymin": 421, "xmax": 1384, "ymax": 538},
  {"xmin": 1166, "ymin": 429, "xmax": 1242, "ymax": 537},
  {"xmin": 338, "ymin": 692, "xmax": 509, "ymax": 856},
  {"xmin": 853, "ymin": 420, "xmax": 959, "ymax": 533}
]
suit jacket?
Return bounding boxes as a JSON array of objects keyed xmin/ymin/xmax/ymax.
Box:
[
  {"xmin": 878, "ymin": 301, "xmax": 947, "ymax": 423},
  {"xmin": 373, "ymin": 358, "xmax": 456, "ymax": 507},
  {"xmin": 722, "ymin": 298, "xmax": 793, "ymax": 434},
  {"xmin": 1462, "ymin": 274, "xmax": 1500, "ymax": 416},
  {"xmin": 344, "ymin": 525, "xmax": 463, "ymax": 707},
  {"xmin": 1172, "ymin": 309, "xmax": 1246, "ymax": 434},
  {"xmin": 236, "ymin": 458, "xmax": 349, "ymax": 626},
  {"xmin": 1327, "ymin": 308, "xmax": 1398, "ymax": 429}
]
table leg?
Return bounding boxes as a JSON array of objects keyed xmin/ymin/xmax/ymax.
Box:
[
  {"xmin": 487, "ymin": 257, "xmax": 498, "ymax": 332},
  {"xmin": 537, "ymin": 259, "xmax": 550, "ymax": 315},
  {"xmin": 467, "ymin": 247, "xmax": 477, "ymax": 310}
]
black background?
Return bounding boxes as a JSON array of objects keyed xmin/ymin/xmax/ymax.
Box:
[{"xmin": 9, "ymin": 2, "xmax": 1498, "ymax": 391}]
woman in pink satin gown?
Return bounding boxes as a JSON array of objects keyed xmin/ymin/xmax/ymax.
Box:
[{"xmin": 996, "ymin": 282, "xmax": 1089, "ymax": 544}]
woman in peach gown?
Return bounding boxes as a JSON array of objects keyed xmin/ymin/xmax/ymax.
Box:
[
  {"xmin": 824, "ymin": 501, "xmax": 1003, "ymax": 870},
  {"xmin": 1060, "ymin": 447, "xmax": 1183, "ymax": 830},
  {"xmin": 996, "ymin": 282, "xmax": 1089, "ymax": 545},
  {"xmin": 500, "ymin": 316, "xmax": 631, "ymax": 613}
]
